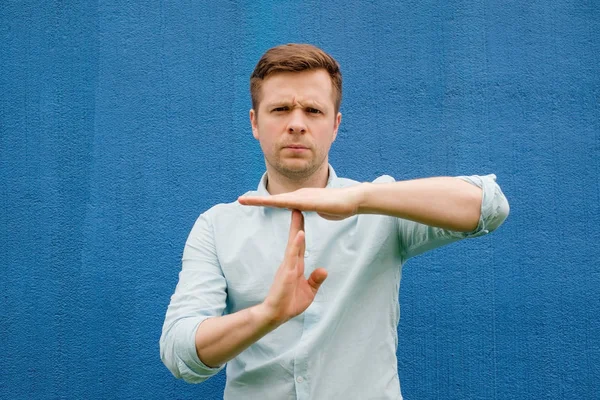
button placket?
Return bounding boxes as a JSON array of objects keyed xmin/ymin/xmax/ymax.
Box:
[
  {"xmin": 293, "ymin": 351, "xmax": 310, "ymax": 399},
  {"xmin": 294, "ymin": 212, "xmax": 315, "ymax": 400}
]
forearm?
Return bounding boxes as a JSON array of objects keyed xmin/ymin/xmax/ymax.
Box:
[
  {"xmin": 358, "ymin": 177, "xmax": 482, "ymax": 232},
  {"xmin": 195, "ymin": 303, "xmax": 279, "ymax": 368}
]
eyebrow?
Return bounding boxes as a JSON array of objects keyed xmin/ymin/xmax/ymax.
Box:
[{"xmin": 266, "ymin": 100, "xmax": 325, "ymax": 109}]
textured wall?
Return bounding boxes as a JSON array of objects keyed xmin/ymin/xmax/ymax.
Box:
[{"xmin": 1, "ymin": 1, "xmax": 598, "ymax": 399}]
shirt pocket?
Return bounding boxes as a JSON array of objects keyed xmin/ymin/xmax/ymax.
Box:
[{"xmin": 227, "ymin": 279, "xmax": 271, "ymax": 312}]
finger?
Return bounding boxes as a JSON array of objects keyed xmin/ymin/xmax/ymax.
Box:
[
  {"xmin": 239, "ymin": 195, "xmax": 294, "ymax": 209},
  {"xmin": 297, "ymin": 210, "xmax": 305, "ymax": 235},
  {"xmin": 287, "ymin": 209, "xmax": 304, "ymax": 247},
  {"xmin": 238, "ymin": 196, "xmax": 271, "ymax": 206},
  {"xmin": 292, "ymin": 210, "xmax": 306, "ymax": 258},
  {"xmin": 239, "ymin": 195, "xmax": 286, "ymax": 205},
  {"xmin": 286, "ymin": 230, "xmax": 305, "ymax": 269},
  {"xmin": 298, "ymin": 218, "xmax": 306, "ymax": 259},
  {"xmin": 296, "ymin": 223, "xmax": 306, "ymax": 277},
  {"xmin": 307, "ymin": 268, "xmax": 328, "ymax": 292}
]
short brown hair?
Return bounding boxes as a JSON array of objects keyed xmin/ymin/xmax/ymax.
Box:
[{"xmin": 250, "ymin": 43, "xmax": 343, "ymax": 114}]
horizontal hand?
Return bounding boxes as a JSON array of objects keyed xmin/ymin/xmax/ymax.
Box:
[{"xmin": 238, "ymin": 185, "xmax": 366, "ymax": 220}]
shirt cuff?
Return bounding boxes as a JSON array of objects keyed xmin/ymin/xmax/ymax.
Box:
[
  {"xmin": 174, "ymin": 317, "xmax": 226, "ymax": 383},
  {"xmin": 455, "ymin": 174, "xmax": 510, "ymax": 238}
]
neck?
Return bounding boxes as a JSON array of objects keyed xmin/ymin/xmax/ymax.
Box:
[{"xmin": 265, "ymin": 162, "xmax": 330, "ymax": 195}]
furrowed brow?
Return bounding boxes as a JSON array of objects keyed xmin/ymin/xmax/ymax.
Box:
[
  {"xmin": 296, "ymin": 99, "xmax": 324, "ymax": 109},
  {"xmin": 265, "ymin": 100, "xmax": 293, "ymax": 108}
]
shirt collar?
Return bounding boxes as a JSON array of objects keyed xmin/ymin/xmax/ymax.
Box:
[{"xmin": 256, "ymin": 164, "xmax": 338, "ymax": 196}]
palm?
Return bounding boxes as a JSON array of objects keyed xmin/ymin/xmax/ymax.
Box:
[
  {"xmin": 263, "ymin": 210, "xmax": 328, "ymax": 324},
  {"xmin": 239, "ymin": 186, "xmax": 362, "ymax": 220},
  {"xmin": 284, "ymin": 255, "xmax": 318, "ymax": 315}
]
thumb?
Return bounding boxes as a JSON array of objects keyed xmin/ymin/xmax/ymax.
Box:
[{"xmin": 307, "ymin": 268, "xmax": 328, "ymax": 292}]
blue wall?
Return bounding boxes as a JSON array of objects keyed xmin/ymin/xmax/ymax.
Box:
[{"xmin": 1, "ymin": 1, "xmax": 598, "ymax": 399}]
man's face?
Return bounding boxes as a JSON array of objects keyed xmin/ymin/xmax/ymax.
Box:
[{"xmin": 250, "ymin": 69, "xmax": 341, "ymax": 180}]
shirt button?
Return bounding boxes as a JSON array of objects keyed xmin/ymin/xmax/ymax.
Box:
[
  {"xmin": 296, "ymin": 376, "xmax": 304, "ymax": 383},
  {"xmin": 304, "ymin": 250, "xmax": 310, "ymax": 258}
]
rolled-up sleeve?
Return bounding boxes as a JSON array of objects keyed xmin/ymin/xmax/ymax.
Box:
[
  {"xmin": 160, "ymin": 213, "xmax": 227, "ymax": 383},
  {"xmin": 455, "ymin": 174, "xmax": 510, "ymax": 235},
  {"xmin": 399, "ymin": 174, "xmax": 510, "ymax": 260}
]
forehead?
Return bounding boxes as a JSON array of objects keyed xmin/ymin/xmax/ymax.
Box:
[{"xmin": 260, "ymin": 69, "xmax": 334, "ymax": 107}]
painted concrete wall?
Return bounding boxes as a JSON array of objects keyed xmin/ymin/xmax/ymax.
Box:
[{"xmin": 1, "ymin": 1, "xmax": 598, "ymax": 399}]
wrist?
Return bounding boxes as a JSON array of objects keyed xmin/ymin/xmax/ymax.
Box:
[
  {"xmin": 252, "ymin": 302, "xmax": 284, "ymax": 331},
  {"xmin": 355, "ymin": 182, "xmax": 373, "ymax": 215}
]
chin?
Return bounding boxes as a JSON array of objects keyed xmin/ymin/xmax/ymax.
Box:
[{"xmin": 278, "ymin": 161, "xmax": 315, "ymax": 176}]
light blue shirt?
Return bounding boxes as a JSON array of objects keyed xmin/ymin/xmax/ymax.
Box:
[{"xmin": 160, "ymin": 166, "xmax": 509, "ymax": 400}]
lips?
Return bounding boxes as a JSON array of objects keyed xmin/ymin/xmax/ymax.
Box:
[{"xmin": 283, "ymin": 144, "xmax": 309, "ymax": 149}]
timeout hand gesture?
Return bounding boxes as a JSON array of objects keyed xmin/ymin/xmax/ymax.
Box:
[
  {"xmin": 261, "ymin": 210, "xmax": 328, "ymax": 325},
  {"xmin": 238, "ymin": 185, "xmax": 365, "ymax": 220}
]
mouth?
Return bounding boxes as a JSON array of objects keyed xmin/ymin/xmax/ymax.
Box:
[
  {"xmin": 283, "ymin": 145, "xmax": 309, "ymax": 150},
  {"xmin": 283, "ymin": 146, "xmax": 309, "ymax": 154}
]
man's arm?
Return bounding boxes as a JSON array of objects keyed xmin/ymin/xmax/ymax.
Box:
[
  {"xmin": 392, "ymin": 174, "xmax": 509, "ymax": 259},
  {"xmin": 194, "ymin": 210, "xmax": 326, "ymax": 367},
  {"xmin": 192, "ymin": 301, "xmax": 277, "ymax": 368},
  {"xmin": 357, "ymin": 177, "xmax": 483, "ymax": 232},
  {"xmin": 161, "ymin": 210, "xmax": 326, "ymax": 377},
  {"xmin": 239, "ymin": 175, "xmax": 509, "ymax": 233}
]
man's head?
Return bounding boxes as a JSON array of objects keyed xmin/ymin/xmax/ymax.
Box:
[
  {"xmin": 249, "ymin": 44, "xmax": 343, "ymax": 181},
  {"xmin": 250, "ymin": 44, "xmax": 343, "ymax": 114}
]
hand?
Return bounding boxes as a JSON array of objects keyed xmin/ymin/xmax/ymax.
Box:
[
  {"xmin": 238, "ymin": 185, "xmax": 367, "ymax": 221},
  {"xmin": 260, "ymin": 210, "xmax": 328, "ymax": 325}
]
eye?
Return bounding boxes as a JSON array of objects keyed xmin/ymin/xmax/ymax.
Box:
[
  {"xmin": 272, "ymin": 106, "xmax": 289, "ymax": 112},
  {"xmin": 306, "ymin": 108, "xmax": 322, "ymax": 114}
]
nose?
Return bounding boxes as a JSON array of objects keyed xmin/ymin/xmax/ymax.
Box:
[{"xmin": 287, "ymin": 109, "xmax": 307, "ymax": 134}]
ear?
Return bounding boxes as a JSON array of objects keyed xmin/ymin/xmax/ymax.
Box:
[
  {"xmin": 250, "ymin": 109, "xmax": 259, "ymax": 140},
  {"xmin": 331, "ymin": 112, "xmax": 342, "ymax": 142}
]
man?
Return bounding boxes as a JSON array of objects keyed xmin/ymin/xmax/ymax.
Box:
[{"xmin": 160, "ymin": 43, "xmax": 509, "ymax": 399}]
